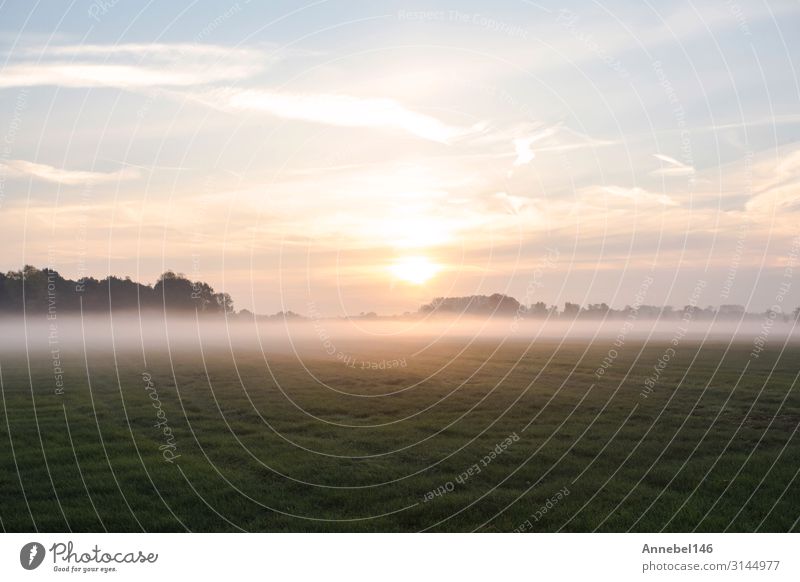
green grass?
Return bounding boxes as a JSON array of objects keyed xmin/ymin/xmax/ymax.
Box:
[{"xmin": 0, "ymin": 338, "xmax": 798, "ymax": 532}]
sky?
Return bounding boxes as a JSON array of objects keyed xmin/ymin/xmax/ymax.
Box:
[{"xmin": 0, "ymin": 0, "xmax": 799, "ymax": 316}]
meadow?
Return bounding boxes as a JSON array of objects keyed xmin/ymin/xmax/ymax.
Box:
[{"xmin": 1, "ymin": 325, "xmax": 798, "ymax": 532}]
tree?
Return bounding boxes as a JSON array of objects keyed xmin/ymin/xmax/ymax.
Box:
[
  {"xmin": 419, "ymin": 294, "xmax": 520, "ymax": 316},
  {"xmin": 563, "ymin": 302, "xmax": 580, "ymax": 318},
  {"xmin": 153, "ymin": 271, "xmax": 197, "ymax": 312},
  {"xmin": 584, "ymin": 303, "xmax": 609, "ymax": 317},
  {"xmin": 528, "ymin": 301, "xmax": 548, "ymax": 316},
  {"xmin": 215, "ymin": 292, "xmax": 234, "ymax": 314}
]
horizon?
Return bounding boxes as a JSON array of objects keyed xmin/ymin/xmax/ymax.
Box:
[{"xmin": 2, "ymin": 263, "xmax": 800, "ymax": 319}]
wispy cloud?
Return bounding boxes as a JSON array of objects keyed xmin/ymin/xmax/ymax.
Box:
[
  {"xmin": 488, "ymin": 191, "xmax": 535, "ymax": 215},
  {"xmin": 597, "ymin": 185, "xmax": 678, "ymax": 207},
  {"xmin": 0, "ymin": 159, "xmax": 140, "ymax": 185},
  {"xmin": 469, "ymin": 122, "xmax": 615, "ymax": 169},
  {"xmin": 209, "ymin": 88, "xmax": 482, "ymax": 144},
  {"xmin": 512, "ymin": 125, "xmax": 561, "ymax": 166},
  {"xmin": 23, "ymin": 43, "xmax": 256, "ymax": 59},
  {"xmin": 651, "ymin": 154, "xmax": 695, "ymax": 177},
  {"xmin": 745, "ymin": 148, "xmax": 800, "ymax": 214},
  {"xmin": 0, "ymin": 43, "xmax": 266, "ymax": 89}
]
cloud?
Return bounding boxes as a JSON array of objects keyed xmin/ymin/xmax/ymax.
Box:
[
  {"xmin": 0, "ymin": 63, "xmax": 255, "ymax": 89},
  {"xmin": 597, "ymin": 185, "xmax": 678, "ymax": 207},
  {"xmin": 512, "ymin": 125, "xmax": 561, "ymax": 166},
  {"xmin": 745, "ymin": 149, "xmax": 800, "ymax": 214},
  {"xmin": 27, "ymin": 43, "xmax": 255, "ymax": 59},
  {"xmin": 0, "ymin": 43, "xmax": 266, "ymax": 89},
  {"xmin": 469, "ymin": 122, "xmax": 614, "ymax": 170},
  {"xmin": 490, "ymin": 191, "xmax": 535, "ymax": 215},
  {"xmin": 210, "ymin": 89, "xmax": 480, "ymax": 144},
  {"xmin": 2, "ymin": 42, "xmax": 482, "ymax": 143},
  {"xmin": 651, "ymin": 153, "xmax": 695, "ymax": 177},
  {"xmin": 545, "ymin": 2, "xmax": 799, "ymax": 76},
  {"xmin": 0, "ymin": 159, "xmax": 140, "ymax": 185}
]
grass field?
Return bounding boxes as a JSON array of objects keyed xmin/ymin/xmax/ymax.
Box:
[{"xmin": 1, "ymin": 333, "xmax": 798, "ymax": 532}]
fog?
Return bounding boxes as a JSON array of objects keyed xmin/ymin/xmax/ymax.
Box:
[{"xmin": 0, "ymin": 313, "xmax": 797, "ymax": 357}]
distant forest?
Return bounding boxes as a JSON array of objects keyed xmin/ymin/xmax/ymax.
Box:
[
  {"xmin": 419, "ymin": 294, "xmax": 800, "ymax": 322},
  {"xmin": 1, "ymin": 267, "xmax": 798, "ymax": 321},
  {"xmin": 0, "ymin": 266, "xmax": 233, "ymax": 315}
]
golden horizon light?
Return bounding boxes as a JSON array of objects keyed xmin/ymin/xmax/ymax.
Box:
[{"xmin": 388, "ymin": 255, "xmax": 441, "ymax": 285}]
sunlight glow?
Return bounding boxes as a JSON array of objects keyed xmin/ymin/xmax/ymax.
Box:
[{"xmin": 388, "ymin": 256, "xmax": 441, "ymax": 285}]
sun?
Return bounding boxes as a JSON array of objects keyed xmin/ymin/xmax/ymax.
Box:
[{"xmin": 389, "ymin": 256, "xmax": 441, "ymax": 285}]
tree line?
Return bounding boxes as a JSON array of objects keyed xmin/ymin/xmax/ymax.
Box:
[
  {"xmin": 418, "ymin": 294, "xmax": 800, "ymax": 321},
  {"xmin": 2, "ymin": 269, "xmax": 797, "ymax": 321},
  {"xmin": 0, "ymin": 266, "xmax": 233, "ymax": 315}
]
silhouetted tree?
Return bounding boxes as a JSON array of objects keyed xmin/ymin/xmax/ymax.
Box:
[
  {"xmin": 0, "ymin": 266, "xmax": 234, "ymax": 316},
  {"xmin": 528, "ymin": 301, "xmax": 549, "ymax": 316},
  {"xmin": 419, "ymin": 294, "xmax": 521, "ymax": 316}
]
